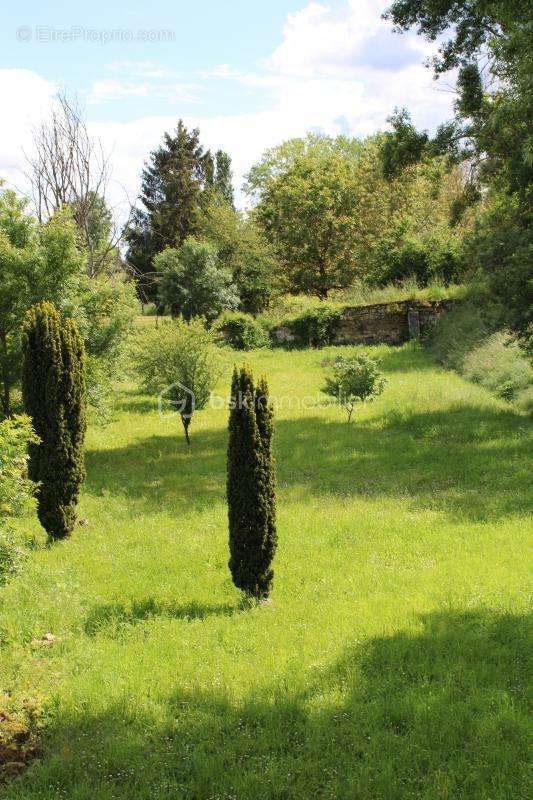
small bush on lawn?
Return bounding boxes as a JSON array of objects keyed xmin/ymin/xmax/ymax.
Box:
[
  {"xmin": 323, "ymin": 352, "xmax": 386, "ymax": 421},
  {"xmin": 462, "ymin": 332, "xmax": 533, "ymax": 401},
  {"xmin": 287, "ymin": 306, "xmax": 342, "ymax": 348},
  {"xmin": 215, "ymin": 312, "xmax": 269, "ymax": 350}
]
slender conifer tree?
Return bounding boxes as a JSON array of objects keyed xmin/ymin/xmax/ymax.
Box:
[
  {"xmin": 227, "ymin": 366, "xmax": 277, "ymax": 598},
  {"xmin": 22, "ymin": 302, "xmax": 86, "ymax": 539}
]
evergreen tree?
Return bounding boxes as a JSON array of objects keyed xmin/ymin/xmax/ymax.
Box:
[
  {"xmin": 214, "ymin": 150, "xmax": 235, "ymax": 208},
  {"xmin": 227, "ymin": 366, "xmax": 277, "ymax": 599},
  {"xmin": 22, "ymin": 302, "xmax": 86, "ymax": 540},
  {"xmin": 124, "ymin": 120, "xmax": 214, "ymax": 302}
]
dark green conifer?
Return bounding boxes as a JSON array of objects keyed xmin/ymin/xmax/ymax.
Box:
[
  {"xmin": 227, "ymin": 366, "xmax": 277, "ymax": 598},
  {"xmin": 22, "ymin": 302, "xmax": 87, "ymax": 540}
]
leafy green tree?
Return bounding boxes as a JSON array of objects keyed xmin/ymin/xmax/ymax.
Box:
[
  {"xmin": 383, "ymin": 0, "xmax": 532, "ymax": 337},
  {"xmin": 124, "ymin": 121, "xmax": 225, "ymax": 302},
  {"xmin": 156, "ymin": 238, "xmax": 239, "ymax": 323},
  {"xmin": 246, "ymin": 133, "xmax": 470, "ymax": 296},
  {"xmin": 22, "ymin": 303, "xmax": 87, "ymax": 540},
  {"xmin": 213, "ymin": 150, "xmax": 234, "ymax": 208},
  {"xmin": 68, "ymin": 191, "xmax": 121, "ymax": 277},
  {"xmin": 227, "ymin": 366, "xmax": 277, "ymax": 599},
  {"xmin": 134, "ymin": 317, "xmax": 221, "ymax": 444},
  {"xmin": 0, "ymin": 415, "xmax": 37, "ymax": 584},
  {"xmin": 246, "ymin": 135, "xmax": 364, "ymax": 298},
  {"xmin": 323, "ymin": 352, "xmax": 386, "ymax": 422},
  {"xmin": 60, "ymin": 275, "xmax": 139, "ymax": 420},
  {"xmin": 0, "ymin": 186, "xmax": 82, "ymax": 416},
  {"xmin": 197, "ymin": 199, "xmax": 280, "ymax": 313}
]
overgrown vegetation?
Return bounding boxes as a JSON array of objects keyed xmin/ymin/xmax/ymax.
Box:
[
  {"xmin": 215, "ymin": 312, "xmax": 269, "ymax": 351},
  {"xmin": 427, "ymin": 302, "xmax": 533, "ymax": 405},
  {"xmin": 0, "ymin": 416, "xmax": 36, "ymax": 585}
]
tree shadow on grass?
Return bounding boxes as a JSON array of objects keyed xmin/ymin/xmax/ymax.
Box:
[
  {"xmin": 84, "ymin": 430, "xmax": 227, "ymax": 514},
  {"xmin": 10, "ymin": 608, "xmax": 530, "ymax": 800},
  {"xmin": 275, "ymin": 402, "xmax": 532, "ymax": 522},
  {"xmin": 83, "ymin": 597, "xmax": 239, "ymax": 636},
  {"xmin": 84, "ymin": 400, "xmax": 531, "ymax": 522}
]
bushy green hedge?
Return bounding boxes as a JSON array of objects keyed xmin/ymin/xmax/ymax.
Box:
[
  {"xmin": 284, "ymin": 306, "xmax": 343, "ymax": 348},
  {"xmin": 215, "ymin": 312, "xmax": 269, "ymax": 351}
]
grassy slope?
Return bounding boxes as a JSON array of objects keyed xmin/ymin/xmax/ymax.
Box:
[{"xmin": 0, "ymin": 343, "xmax": 531, "ymax": 800}]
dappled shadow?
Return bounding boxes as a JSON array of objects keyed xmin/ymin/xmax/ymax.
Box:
[
  {"xmin": 10, "ymin": 608, "xmax": 530, "ymax": 799},
  {"xmin": 84, "ymin": 399, "xmax": 531, "ymax": 522},
  {"xmin": 274, "ymin": 402, "xmax": 532, "ymax": 522},
  {"xmin": 85, "ymin": 430, "xmax": 227, "ymax": 514},
  {"xmin": 84, "ymin": 597, "xmax": 238, "ymax": 636}
]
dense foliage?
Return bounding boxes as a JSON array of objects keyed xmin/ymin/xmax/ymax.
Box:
[
  {"xmin": 227, "ymin": 366, "xmax": 277, "ymax": 599},
  {"xmin": 197, "ymin": 199, "xmax": 280, "ymax": 313},
  {"xmin": 22, "ymin": 302, "xmax": 87, "ymax": 539},
  {"xmin": 0, "ymin": 415, "xmax": 36, "ymax": 584},
  {"xmin": 246, "ymin": 134, "xmax": 472, "ymax": 297},
  {"xmin": 215, "ymin": 312, "xmax": 269, "ymax": 351},
  {"xmin": 383, "ymin": 0, "xmax": 533, "ymax": 341},
  {"xmin": 0, "ymin": 187, "xmax": 82, "ymax": 416},
  {"xmin": 124, "ymin": 120, "xmax": 233, "ymax": 304},
  {"xmin": 156, "ymin": 238, "xmax": 239, "ymax": 323}
]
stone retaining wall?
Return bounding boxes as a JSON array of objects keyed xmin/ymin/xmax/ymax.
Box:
[{"xmin": 271, "ymin": 298, "xmax": 455, "ymax": 346}]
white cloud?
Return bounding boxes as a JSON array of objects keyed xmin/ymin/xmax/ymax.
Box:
[
  {"xmin": 1, "ymin": 2, "xmax": 455, "ymax": 220},
  {"xmin": 88, "ymin": 79, "xmax": 151, "ymax": 103},
  {"xmin": 266, "ymin": 0, "xmax": 424, "ymax": 76},
  {"xmin": 88, "ymin": 78, "xmax": 200, "ymax": 104},
  {"xmin": 106, "ymin": 60, "xmax": 171, "ymax": 79},
  {"xmin": 0, "ymin": 69, "xmax": 56, "ymax": 199}
]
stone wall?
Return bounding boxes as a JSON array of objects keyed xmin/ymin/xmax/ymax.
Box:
[{"xmin": 271, "ymin": 298, "xmax": 455, "ymax": 346}]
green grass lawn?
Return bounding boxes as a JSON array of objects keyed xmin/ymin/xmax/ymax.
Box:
[{"xmin": 1, "ymin": 343, "xmax": 531, "ymax": 799}]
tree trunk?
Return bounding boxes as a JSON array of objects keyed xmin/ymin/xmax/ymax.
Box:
[{"xmin": 181, "ymin": 415, "xmax": 191, "ymax": 446}]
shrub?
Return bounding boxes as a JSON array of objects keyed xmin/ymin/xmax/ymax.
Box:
[
  {"xmin": 227, "ymin": 366, "xmax": 277, "ymax": 598},
  {"xmin": 0, "ymin": 415, "xmax": 37, "ymax": 584},
  {"xmin": 323, "ymin": 352, "xmax": 386, "ymax": 421},
  {"xmin": 287, "ymin": 306, "xmax": 342, "ymax": 348},
  {"xmin": 22, "ymin": 302, "xmax": 87, "ymax": 540},
  {"xmin": 215, "ymin": 312, "xmax": 269, "ymax": 350},
  {"xmin": 134, "ymin": 317, "xmax": 221, "ymax": 444}
]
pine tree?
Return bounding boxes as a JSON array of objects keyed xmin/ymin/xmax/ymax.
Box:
[
  {"xmin": 22, "ymin": 302, "xmax": 87, "ymax": 540},
  {"xmin": 227, "ymin": 366, "xmax": 277, "ymax": 599},
  {"xmin": 214, "ymin": 150, "xmax": 235, "ymax": 208},
  {"xmin": 124, "ymin": 120, "xmax": 214, "ymax": 302}
]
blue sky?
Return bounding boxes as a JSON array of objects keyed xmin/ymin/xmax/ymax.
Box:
[{"xmin": 1, "ymin": 1, "xmax": 455, "ymax": 211}]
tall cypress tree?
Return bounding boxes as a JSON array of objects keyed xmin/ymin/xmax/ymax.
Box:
[
  {"xmin": 227, "ymin": 366, "xmax": 277, "ymax": 599},
  {"xmin": 22, "ymin": 302, "xmax": 86, "ymax": 540}
]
